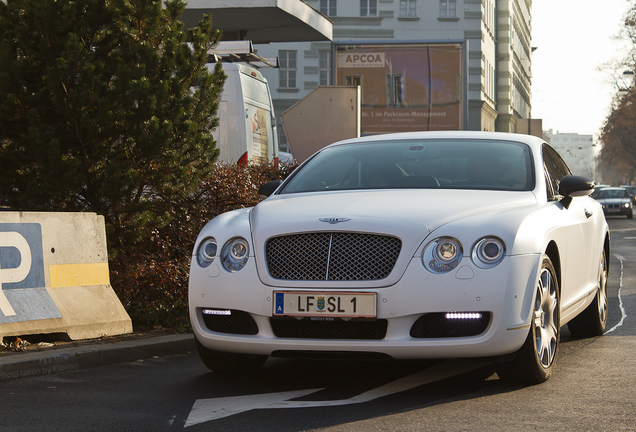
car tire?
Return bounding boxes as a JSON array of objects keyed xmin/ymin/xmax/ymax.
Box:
[
  {"xmin": 496, "ymin": 256, "xmax": 560, "ymax": 384},
  {"xmin": 195, "ymin": 337, "xmax": 268, "ymax": 372},
  {"xmin": 567, "ymin": 250, "xmax": 608, "ymax": 337},
  {"xmin": 628, "ymin": 210, "xmax": 633, "ymax": 219}
]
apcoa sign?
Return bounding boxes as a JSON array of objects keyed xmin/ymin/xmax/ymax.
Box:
[
  {"xmin": 334, "ymin": 42, "xmax": 464, "ymax": 133},
  {"xmin": 337, "ymin": 53, "xmax": 385, "ymax": 68}
]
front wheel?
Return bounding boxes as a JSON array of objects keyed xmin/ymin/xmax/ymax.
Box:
[
  {"xmin": 195, "ymin": 337, "xmax": 268, "ymax": 373},
  {"xmin": 497, "ymin": 256, "xmax": 560, "ymax": 384}
]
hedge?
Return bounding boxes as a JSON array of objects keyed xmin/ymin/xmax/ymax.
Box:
[{"xmin": 109, "ymin": 161, "xmax": 298, "ymax": 331}]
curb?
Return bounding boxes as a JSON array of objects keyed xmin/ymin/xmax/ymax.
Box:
[{"xmin": 0, "ymin": 334, "xmax": 195, "ymax": 382}]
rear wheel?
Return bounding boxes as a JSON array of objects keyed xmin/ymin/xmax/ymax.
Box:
[
  {"xmin": 497, "ymin": 256, "xmax": 560, "ymax": 384},
  {"xmin": 195, "ymin": 337, "xmax": 267, "ymax": 373},
  {"xmin": 567, "ymin": 250, "xmax": 608, "ymax": 337}
]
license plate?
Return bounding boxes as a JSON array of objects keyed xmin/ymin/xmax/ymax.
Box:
[
  {"xmin": 608, "ymin": 208, "xmax": 619, "ymax": 212},
  {"xmin": 273, "ymin": 291, "xmax": 376, "ymax": 318}
]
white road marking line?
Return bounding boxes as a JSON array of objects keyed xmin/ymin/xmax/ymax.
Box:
[
  {"xmin": 605, "ymin": 254, "xmax": 627, "ymax": 334},
  {"xmin": 185, "ymin": 388, "xmax": 322, "ymax": 427},
  {"xmin": 184, "ymin": 359, "xmax": 489, "ymax": 427}
]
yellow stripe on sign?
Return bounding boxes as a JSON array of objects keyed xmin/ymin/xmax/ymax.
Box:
[{"xmin": 49, "ymin": 263, "xmax": 110, "ymax": 288}]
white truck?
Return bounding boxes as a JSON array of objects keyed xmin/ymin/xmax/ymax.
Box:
[{"xmin": 207, "ymin": 42, "xmax": 280, "ymax": 165}]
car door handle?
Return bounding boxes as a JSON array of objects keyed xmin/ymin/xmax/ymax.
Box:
[{"xmin": 585, "ymin": 209, "xmax": 593, "ymax": 218}]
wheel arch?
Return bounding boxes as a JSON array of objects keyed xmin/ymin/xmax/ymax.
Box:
[
  {"xmin": 544, "ymin": 240, "xmax": 562, "ymax": 294},
  {"xmin": 604, "ymin": 233, "xmax": 611, "ymax": 275}
]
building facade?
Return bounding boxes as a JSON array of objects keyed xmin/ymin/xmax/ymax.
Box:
[
  {"xmin": 544, "ymin": 129, "xmax": 597, "ymax": 180},
  {"xmin": 254, "ymin": 0, "xmax": 533, "ymax": 152}
]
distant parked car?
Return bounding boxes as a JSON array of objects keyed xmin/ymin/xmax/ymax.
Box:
[{"xmin": 595, "ymin": 187, "xmax": 634, "ymax": 218}]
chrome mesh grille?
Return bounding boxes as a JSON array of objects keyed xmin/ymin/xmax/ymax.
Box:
[{"xmin": 266, "ymin": 232, "xmax": 402, "ymax": 281}]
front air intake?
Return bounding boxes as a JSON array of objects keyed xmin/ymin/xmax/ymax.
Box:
[{"xmin": 410, "ymin": 312, "xmax": 491, "ymax": 338}]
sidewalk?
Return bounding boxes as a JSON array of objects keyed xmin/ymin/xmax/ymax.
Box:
[{"xmin": 0, "ymin": 331, "xmax": 195, "ymax": 382}]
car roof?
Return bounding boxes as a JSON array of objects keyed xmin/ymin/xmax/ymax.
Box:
[{"xmin": 325, "ymin": 131, "xmax": 546, "ymax": 151}]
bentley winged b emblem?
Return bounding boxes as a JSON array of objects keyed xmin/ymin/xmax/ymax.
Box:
[{"xmin": 319, "ymin": 217, "xmax": 351, "ymax": 224}]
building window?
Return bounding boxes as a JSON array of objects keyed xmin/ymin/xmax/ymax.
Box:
[
  {"xmin": 320, "ymin": 0, "xmax": 337, "ymax": 16},
  {"xmin": 439, "ymin": 0, "xmax": 456, "ymax": 18},
  {"xmin": 386, "ymin": 74, "xmax": 404, "ymax": 107},
  {"xmin": 279, "ymin": 50, "xmax": 297, "ymax": 89},
  {"xmin": 360, "ymin": 0, "xmax": 377, "ymax": 17},
  {"xmin": 319, "ymin": 50, "xmax": 331, "ymax": 85},
  {"xmin": 344, "ymin": 75, "xmax": 362, "ymax": 87},
  {"xmin": 399, "ymin": 0, "xmax": 416, "ymax": 17},
  {"xmin": 278, "ymin": 127, "xmax": 290, "ymax": 153}
]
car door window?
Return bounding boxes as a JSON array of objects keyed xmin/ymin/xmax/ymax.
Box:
[{"xmin": 542, "ymin": 144, "xmax": 571, "ymax": 200}]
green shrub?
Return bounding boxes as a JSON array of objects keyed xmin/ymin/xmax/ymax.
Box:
[{"xmin": 109, "ymin": 161, "xmax": 298, "ymax": 331}]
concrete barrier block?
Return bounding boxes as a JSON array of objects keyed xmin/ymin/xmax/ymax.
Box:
[{"xmin": 0, "ymin": 212, "xmax": 132, "ymax": 340}]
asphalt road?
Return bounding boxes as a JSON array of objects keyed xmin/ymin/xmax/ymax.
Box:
[{"xmin": 0, "ymin": 218, "xmax": 634, "ymax": 432}]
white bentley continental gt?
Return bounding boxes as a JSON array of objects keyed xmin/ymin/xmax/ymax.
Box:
[{"xmin": 189, "ymin": 131, "xmax": 610, "ymax": 384}]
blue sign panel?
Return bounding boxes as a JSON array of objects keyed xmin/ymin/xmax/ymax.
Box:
[
  {"xmin": 275, "ymin": 292, "xmax": 284, "ymax": 314},
  {"xmin": 0, "ymin": 223, "xmax": 61, "ymax": 323},
  {"xmin": 0, "ymin": 223, "xmax": 45, "ymax": 290}
]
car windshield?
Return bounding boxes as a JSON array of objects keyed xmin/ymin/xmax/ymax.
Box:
[
  {"xmin": 281, "ymin": 139, "xmax": 534, "ymax": 194},
  {"xmin": 598, "ymin": 189, "xmax": 629, "ymax": 199}
]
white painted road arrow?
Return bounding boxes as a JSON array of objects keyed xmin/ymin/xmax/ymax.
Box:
[{"xmin": 184, "ymin": 359, "xmax": 489, "ymax": 427}]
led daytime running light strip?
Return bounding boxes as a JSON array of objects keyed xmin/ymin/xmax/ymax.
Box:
[
  {"xmin": 202, "ymin": 309, "xmax": 232, "ymax": 316},
  {"xmin": 445, "ymin": 312, "xmax": 483, "ymax": 320}
]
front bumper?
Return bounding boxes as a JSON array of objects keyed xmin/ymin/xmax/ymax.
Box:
[
  {"xmin": 602, "ymin": 207, "xmax": 632, "ymax": 217},
  {"xmin": 188, "ymin": 253, "xmax": 541, "ymax": 360}
]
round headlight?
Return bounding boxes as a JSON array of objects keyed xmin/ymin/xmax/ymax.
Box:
[
  {"xmin": 436, "ymin": 240, "xmax": 459, "ymax": 262},
  {"xmin": 472, "ymin": 237, "xmax": 506, "ymax": 269},
  {"xmin": 196, "ymin": 237, "xmax": 217, "ymax": 268},
  {"xmin": 423, "ymin": 237, "xmax": 463, "ymax": 273},
  {"xmin": 221, "ymin": 237, "xmax": 250, "ymax": 272}
]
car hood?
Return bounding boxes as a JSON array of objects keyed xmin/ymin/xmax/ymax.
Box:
[
  {"xmin": 252, "ymin": 189, "xmax": 537, "ymax": 232},
  {"xmin": 250, "ymin": 189, "xmax": 537, "ymax": 288}
]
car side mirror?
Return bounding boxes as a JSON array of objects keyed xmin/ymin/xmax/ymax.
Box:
[
  {"xmin": 258, "ymin": 180, "xmax": 282, "ymax": 199},
  {"xmin": 558, "ymin": 175, "xmax": 594, "ymax": 209}
]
